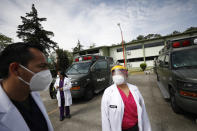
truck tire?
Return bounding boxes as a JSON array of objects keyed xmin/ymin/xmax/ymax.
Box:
[
  {"xmin": 49, "ymin": 86, "xmax": 57, "ymax": 99},
  {"xmin": 170, "ymin": 88, "xmax": 183, "ymax": 114}
]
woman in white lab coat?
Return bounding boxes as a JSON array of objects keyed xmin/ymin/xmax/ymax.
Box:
[
  {"xmin": 54, "ymin": 71, "xmax": 72, "ymax": 121},
  {"xmin": 101, "ymin": 65, "xmax": 151, "ymax": 131}
]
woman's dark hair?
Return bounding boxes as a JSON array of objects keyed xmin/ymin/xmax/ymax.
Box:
[
  {"xmin": 0, "ymin": 42, "xmax": 44, "ymax": 79},
  {"xmin": 60, "ymin": 71, "xmax": 68, "ymax": 78},
  {"xmin": 60, "ymin": 71, "xmax": 65, "ymax": 77}
]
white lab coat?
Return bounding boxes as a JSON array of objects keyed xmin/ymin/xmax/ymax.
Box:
[
  {"xmin": 0, "ymin": 82, "xmax": 53, "ymax": 131},
  {"xmin": 54, "ymin": 77, "xmax": 72, "ymax": 107},
  {"xmin": 101, "ymin": 83, "xmax": 151, "ymax": 131}
]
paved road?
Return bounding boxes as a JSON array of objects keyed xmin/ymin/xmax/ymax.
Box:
[{"xmin": 40, "ymin": 73, "xmax": 197, "ymax": 131}]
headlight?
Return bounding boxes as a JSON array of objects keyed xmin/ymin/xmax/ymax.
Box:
[
  {"xmin": 74, "ymin": 81, "xmax": 78, "ymax": 85},
  {"xmin": 177, "ymin": 80, "xmax": 197, "ymax": 98},
  {"xmin": 71, "ymin": 81, "xmax": 79, "ymax": 86},
  {"xmin": 177, "ymin": 80, "xmax": 197, "ymax": 90}
]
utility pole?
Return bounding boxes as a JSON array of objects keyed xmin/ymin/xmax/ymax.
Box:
[{"xmin": 117, "ymin": 23, "xmax": 127, "ymax": 67}]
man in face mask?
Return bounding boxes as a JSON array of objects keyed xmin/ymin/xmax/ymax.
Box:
[
  {"xmin": 101, "ymin": 65, "xmax": 151, "ymax": 131},
  {"xmin": 0, "ymin": 42, "xmax": 53, "ymax": 131}
]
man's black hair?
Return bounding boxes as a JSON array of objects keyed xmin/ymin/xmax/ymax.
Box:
[{"xmin": 0, "ymin": 42, "xmax": 45, "ymax": 79}]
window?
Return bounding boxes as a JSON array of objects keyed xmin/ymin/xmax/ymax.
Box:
[
  {"xmin": 94, "ymin": 61, "xmax": 107, "ymax": 70},
  {"xmin": 144, "ymin": 42, "xmax": 164, "ymax": 48},
  {"xmin": 79, "ymin": 52, "xmax": 86, "ymax": 55},
  {"xmin": 145, "ymin": 56, "xmax": 157, "ymax": 61},
  {"xmin": 127, "ymin": 57, "xmax": 144, "ymax": 62},
  {"xmin": 87, "ymin": 50, "xmax": 99, "ymax": 54},
  {"xmin": 158, "ymin": 54, "xmax": 165, "ymax": 67},
  {"xmin": 118, "ymin": 57, "xmax": 144, "ymax": 63},
  {"xmin": 66, "ymin": 62, "xmax": 91, "ymax": 74},
  {"xmin": 164, "ymin": 54, "xmax": 169, "ymax": 66},
  {"xmin": 158, "ymin": 55, "xmax": 165, "ymax": 63},
  {"xmin": 126, "ymin": 45, "xmax": 142, "ymax": 51},
  {"xmin": 172, "ymin": 48, "xmax": 197, "ymax": 68},
  {"xmin": 117, "ymin": 48, "xmax": 123, "ymax": 52}
]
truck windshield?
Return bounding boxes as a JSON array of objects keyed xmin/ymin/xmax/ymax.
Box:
[
  {"xmin": 66, "ymin": 62, "xmax": 91, "ymax": 74},
  {"xmin": 172, "ymin": 48, "xmax": 197, "ymax": 69}
]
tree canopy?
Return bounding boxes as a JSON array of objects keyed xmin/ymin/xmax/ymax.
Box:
[
  {"xmin": 184, "ymin": 27, "xmax": 197, "ymax": 32},
  {"xmin": 17, "ymin": 4, "xmax": 57, "ymax": 53},
  {"xmin": 0, "ymin": 33, "xmax": 12, "ymax": 52},
  {"xmin": 73, "ymin": 40, "xmax": 83, "ymax": 52},
  {"xmin": 56, "ymin": 48, "xmax": 72, "ymax": 72},
  {"xmin": 133, "ymin": 33, "xmax": 162, "ymax": 42},
  {"xmin": 89, "ymin": 43, "xmax": 96, "ymax": 49}
]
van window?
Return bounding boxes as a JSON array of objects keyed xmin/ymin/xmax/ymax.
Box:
[
  {"xmin": 172, "ymin": 48, "xmax": 197, "ymax": 68},
  {"xmin": 66, "ymin": 62, "xmax": 91, "ymax": 74},
  {"xmin": 95, "ymin": 61, "xmax": 107, "ymax": 70},
  {"xmin": 158, "ymin": 54, "xmax": 165, "ymax": 66},
  {"xmin": 164, "ymin": 54, "xmax": 169, "ymax": 66}
]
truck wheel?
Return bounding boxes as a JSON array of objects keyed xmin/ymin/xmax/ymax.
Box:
[
  {"xmin": 49, "ymin": 86, "xmax": 56, "ymax": 99},
  {"xmin": 84, "ymin": 87, "xmax": 94, "ymax": 100},
  {"xmin": 170, "ymin": 88, "xmax": 183, "ymax": 114}
]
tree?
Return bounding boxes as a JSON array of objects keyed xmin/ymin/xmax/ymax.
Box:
[
  {"xmin": 153, "ymin": 34, "xmax": 162, "ymax": 38},
  {"xmin": 136, "ymin": 35, "xmax": 145, "ymax": 40},
  {"xmin": 144, "ymin": 34, "xmax": 154, "ymax": 39},
  {"xmin": 73, "ymin": 40, "xmax": 83, "ymax": 52},
  {"xmin": 144, "ymin": 34, "xmax": 162, "ymax": 39},
  {"xmin": 89, "ymin": 43, "xmax": 96, "ymax": 49},
  {"xmin": 133, "ymin": 33, "xmax": 162, "ymax": 42},
  {"xmin": 172, "ymin": 30, "xmax": 180, "ymax": 35},
  {"xmin": 17, "ymin": 4, "xmax": 57, "ymax": 53},
  {"xmin": 0, "ymin": 33, "xmax": 12, "ymax": 52},
  {"xmin": 56, "ymin": 48, "xmax": 71, "ymax": 72},
  {"xmin": 184, "ymin": 27, "xmax": 197, "ymax": 32},
  {"xmin": 140, "ymin": 63, "xmax": 147, "ymax": 71}
]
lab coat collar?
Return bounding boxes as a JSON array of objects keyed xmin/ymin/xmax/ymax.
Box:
[
  {"xmin": 31, "ymin": 92, "xmax": 53, "ymax": 131},
  {"xmin": 0, "ymin": 81, "xmax": 53, "ymax": 131},
  {"xmin": 0, "ymin": 81, "xmax": 11, "ymax": 114},
  {"xmin": 111, "ymin": 83, "xmax": 138, "ymax": 92},
  {"xmin": 0, "ymin": 81, "xmax": 30, "ymax": 131}
]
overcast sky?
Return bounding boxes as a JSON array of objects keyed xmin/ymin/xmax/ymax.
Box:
[{"xmin": 0, "ymin": 0, "xmax": 197, "ymax": 51}]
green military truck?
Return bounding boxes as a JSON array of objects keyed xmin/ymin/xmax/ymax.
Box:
[{"xmin": 156, "ymin": 36, "xmax": 197, "ymax": 114}]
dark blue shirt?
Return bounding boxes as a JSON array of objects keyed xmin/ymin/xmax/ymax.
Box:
[{"xmin": 11, "ymin": 95, "xmax": 48, "ymax": 131}]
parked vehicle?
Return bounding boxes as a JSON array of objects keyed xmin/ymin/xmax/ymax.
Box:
[
  {"xmin": 50, "ymin": 55, "xmax": 114, "ymax": 100},
  {"xmin": 156, "ymin": 36, "xmax": 197, "ymax": 114}
]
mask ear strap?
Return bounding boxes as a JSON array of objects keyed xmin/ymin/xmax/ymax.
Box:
[
  {"xmin": 18, "ymin": 76, "xmax": 30, "ymax": 86},
  {"xmin": 19, "ymin": 64, "xmax": 35, "ymax": 75}
]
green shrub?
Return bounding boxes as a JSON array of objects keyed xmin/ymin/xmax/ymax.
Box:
[{"xmin": 140, "ymin": 63, "xmax": 147, "ymax": 71}]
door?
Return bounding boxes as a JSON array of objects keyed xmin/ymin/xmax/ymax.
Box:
[
  {"xmin": 91, "ymin": 60, "xmax": 108, "ymax": 93},
  {"xmin": 162, "ymin": 53, "xmax": 170, "ymax": 90},
  {"xmin": 157, "ymin": 54, "xmax": 165, "ymax": 82}
]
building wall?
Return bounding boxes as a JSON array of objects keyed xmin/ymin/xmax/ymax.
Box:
[
  {"xmin": 109, "ymin": 47, "xmax": 123, "ymax": 62},
  {"xmin": 144, "ymin": 46, "xmax": 164, "ymax": 57}
]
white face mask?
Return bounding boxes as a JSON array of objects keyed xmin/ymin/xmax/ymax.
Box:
[
  {"xmin": 112, "ymin": 75, "xmax": 126, "ymax": 85},
  {"xmin": 18, "ymin": 65, "xmax": 53, "ymax": 91}
]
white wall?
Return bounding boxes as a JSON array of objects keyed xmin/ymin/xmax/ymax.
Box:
[
  {"xmin": 109, "ymin": 47, "xmax": 124, "ymax": 63},
  {"xmin": 99, "ymin": 49, "xmax": 103, "ymax": 56},
  {"xmin": 146, "ymin": 60, "xmax": 154, "ymax": 67},
  {"xmin": 145, "ymin": 46, "xmax": 164, "ymax": 57},
  {"xmin": 126, "ymin": 49, "xmax": 143, "ymax": 59}
]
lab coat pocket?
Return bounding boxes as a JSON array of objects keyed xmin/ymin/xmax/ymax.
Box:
[{"xmin": 108, "ymin": 104, "xmax": 120, "ymax": 117}]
